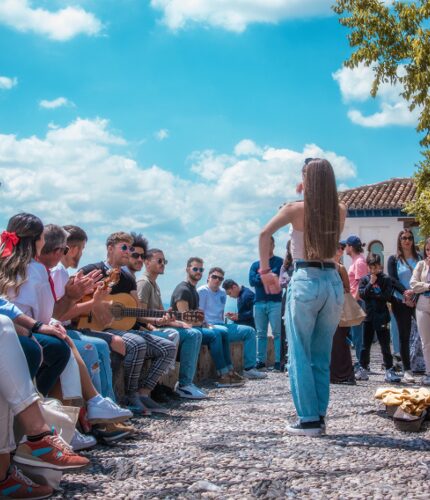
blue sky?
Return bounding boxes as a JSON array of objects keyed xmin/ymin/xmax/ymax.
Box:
[{"xmin": 0, "ymin": 0, "xmax": 422, "ymax": 300}]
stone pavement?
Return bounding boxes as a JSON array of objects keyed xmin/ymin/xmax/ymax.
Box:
[{"xmin": 56, "ymin": 354, "xmax": 430, "ymax": 499}]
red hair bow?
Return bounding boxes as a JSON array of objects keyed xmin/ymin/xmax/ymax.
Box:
[{"xmin": 0, "ymin": 231, "xmax": 20, "ymax": 258}]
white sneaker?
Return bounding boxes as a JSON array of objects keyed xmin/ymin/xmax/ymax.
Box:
[
  {"xmin": 403, "ymin": 370, "xmax": 416, "ymax": 383},
  {"xmin": 355, "ymin": 367, "xmax": 369, "ymax": 381},
  {"xmin": 243, "ymin": 368, "xmax": 267, "ymax": 380},
  {"xmin": 175, "ymin": 383, "xmax": 208, "ymax": 399},
  {"xmin": 421, "ymin": 375, "xmax": 430, "ymax": 386},
  {"xmin": 71, "ymin": 430, "xmax": 97, "ymax": 451},
  {"xmin": 87, "ymin": 397, "xmax": 133, "ymax": 423}
]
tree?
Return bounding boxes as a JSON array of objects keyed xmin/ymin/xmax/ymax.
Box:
[
  {"xmin": 333, "ymin": 0, "xmax": 430, "ymax": 147},
  {"xmin": 334, "ymin": 0, "xmax": 430, "ymax": 235}
]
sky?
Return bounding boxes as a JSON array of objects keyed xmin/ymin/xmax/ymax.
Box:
[{"xmin": 0, "ymin": 0, "xmax": 423, "ymax": 302}]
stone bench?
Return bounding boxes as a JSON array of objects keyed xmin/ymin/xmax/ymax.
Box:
[{"xmin": 112, "ymin": 336, "xmax": 275, "ymax": 400}]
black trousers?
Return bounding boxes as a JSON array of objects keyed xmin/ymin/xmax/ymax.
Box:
[
  {"xmin": 360, "ymin": 322, "xmax": 393, "ymax": 370},
  {"xmin": 391, "ymin": 297, "xmax": 415, "ymax": 371}
]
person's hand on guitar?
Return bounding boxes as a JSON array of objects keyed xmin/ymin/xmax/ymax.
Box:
[
  {"xmin": 92, "ymin": 282, "xmax": 114, "ymax": 330},
  {"xmin": 154, "ymin": 312, "xmax": 173, "ymax": 328}
]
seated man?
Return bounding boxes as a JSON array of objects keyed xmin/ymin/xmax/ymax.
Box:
[
  {"xmin": 171, "ymin": 257, "xmax": 244, "ymax": 388},
  {"xmin": 137, "ymin": 247, "xmax": 207, "ymax": 399},
  {"xmin": 222, "ymin": 279, "xmax": 256, "ymax": 328},
  {"xmin": 80, "ymin": 231, "xmax": 176, "ymax": 415},
  {"xmin": 0, "ymin": 314, "xmax": 88, "ymax": 500},
  {"xmin": 198, "ymin": 268, "xmax": 265, "ymax": 380}
]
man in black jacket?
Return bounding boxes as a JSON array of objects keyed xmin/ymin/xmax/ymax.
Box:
[{"xmin": 356, "ymin": 254, "xmax": 401, "ymax": 383}]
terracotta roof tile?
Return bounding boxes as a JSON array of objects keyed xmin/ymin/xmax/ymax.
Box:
[{"xmin": 338, "ymin": 178, "xmax": 416, "ymax": 210}]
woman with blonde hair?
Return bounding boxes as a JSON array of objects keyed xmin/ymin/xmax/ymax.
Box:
[{"xmin": 259, "ymin": 158, "xmax": 346, "ymax": 436}]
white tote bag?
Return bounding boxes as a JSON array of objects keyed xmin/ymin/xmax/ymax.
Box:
[{"xmin": 60, "ymin": 349, "xmax": 82, "ymax": 400}]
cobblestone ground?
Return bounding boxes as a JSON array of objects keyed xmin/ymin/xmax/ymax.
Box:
[{"xmin": 56, "ymin": 352, "xmax": 430, "ymax": 499}]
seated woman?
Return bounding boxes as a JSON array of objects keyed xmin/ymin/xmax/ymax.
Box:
[
  {"xmin": 0, "ymin": 215, "xmax": 133, "ymax": 450},
  {"xmin": 0, "ymin": 314, "xmax": 88, "ymax": 499}
]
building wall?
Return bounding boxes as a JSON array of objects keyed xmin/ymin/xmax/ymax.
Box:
[{"xmin": 341, "ymin": 216, "xmax": 414, "ymax": 271}]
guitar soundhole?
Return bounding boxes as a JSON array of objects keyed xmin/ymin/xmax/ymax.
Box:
[{"xmin": 111, "ymin": 303, "xmax": 124, "ymax": 320}]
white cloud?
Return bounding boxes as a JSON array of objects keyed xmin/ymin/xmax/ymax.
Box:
[
  {"xmin": 0, "ymin": 118, "xmax": 357, "ymax": 301},
  {"xmin": 0, "ymin": 0, "xmax": 102, "ymax": 41},
  {"xmin": 155, "ymin": 128, "xmax": 169, "ymax": 141},
  {"xmin": 0, "ymin": 76, "xmax": 18, "ymax": 90},
  {"xmin": 150, "ymin": 0, "xmax": 332, "ymax": 32},
  {"xmin": 39, "ymin": 97, "xmax": 75, "ymax": 109},
  {"xmin": 333, "ymin": 63, "xmax": 420, "ymax": 128}
]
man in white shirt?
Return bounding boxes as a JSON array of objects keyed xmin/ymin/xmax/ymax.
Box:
[{"xmin": 197, "ymin": 267, "xmax": 266, "ymax": 380}]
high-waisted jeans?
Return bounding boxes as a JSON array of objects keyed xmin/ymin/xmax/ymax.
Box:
[
  {"xmin": 0, "ymin": 316, "xmax": 39, "ymax": 453},
  {"xmin": 286, "ymin": 267, "xmax": 343, "ymax": 423}
]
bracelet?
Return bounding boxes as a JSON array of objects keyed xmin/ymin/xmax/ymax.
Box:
[
  {"xmin": 31, "ymin": 321, "xmax": 43, "ymax": 334},
  {"xmin": 258, "ymin": 268, "xmax": 271, "ymax": 275}
]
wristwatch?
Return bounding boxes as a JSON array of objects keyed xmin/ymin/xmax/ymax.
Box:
[{"xmin": 30, "ymin": 321, "xmax": 43, "ymax": 337}]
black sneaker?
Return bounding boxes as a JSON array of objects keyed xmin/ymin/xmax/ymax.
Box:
[
  {"xmin": 255, "ymin": 361, "xmax": 266, "ymax": 371},
  {"xmin": 285, "ymin": 420, "xmax": 322, "ymax": 436}
]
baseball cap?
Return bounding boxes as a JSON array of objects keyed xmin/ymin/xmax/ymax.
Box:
[{"xmin": 340, "ymin": 235, "xmax": 362, "ymax": 247}]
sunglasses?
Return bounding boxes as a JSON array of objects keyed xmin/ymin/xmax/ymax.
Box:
[
  {"xmin": 119, "ymin": 244, "xmax": 135, "ymax": 252},
  {"xmin": 211, "ymin": 274, "xmax": 224, "ymax": 281},
  {"xmin": 131, "ymin": 252, "xmax": 145, "ymax": 260},
  {"xmin": 304, "ymin": 157, "xmax": 314, "ymax": 165},
  {"xmin": 401, "ymin": 236, "xmax": 413, "ymax": 241},
  {"xmin": 191, "ymin": 267, "xmax": 204, "ymax": 273},
  {"xmin": 154, "ymin": 258, "xmax": 168, "ymax": 265}
]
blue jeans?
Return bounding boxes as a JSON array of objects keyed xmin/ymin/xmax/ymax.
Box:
[
  {"xmin": 350, "ymin": 299, "xmax": 365, "ymax": 363},
  {"xmin": 390, "ymin": 312, "xmax": 400, "ymax": 354},
  {"xmin": 67, "ymin": 330, "xmax": 115, "ymax": 400},
  {"xmin": 214, "ymin": 323, "xmax": 257, "ymax": 370},
  {"xmin": 19, "ymin": 336, "xmax": 42, "ymax": 379},
  {"xmin": 151, "ymin": 327, "xmax": 202, "ymax": 386},
  {"xmin": 254, "ymin": 301, "xmax": 282, "ymax": 364},
  {"xmin": 33, "ymin": 334, "xmax": 71, "ymax": 396},
  {"xmin": 286, "ymin": 267, "xmax": 343, "ymax": 423},
  {"xmin": 199, "ymin": 326, "xmax": 231, "ymax": 375}
]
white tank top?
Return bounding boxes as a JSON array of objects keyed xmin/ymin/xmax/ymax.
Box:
[{"xmin": 290, "ymin": 228, "xmax": 305, "ymax": 260}]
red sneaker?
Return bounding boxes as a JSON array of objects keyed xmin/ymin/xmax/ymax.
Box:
[
  {"xmin": 14, "ymin": 433, "xmax": 89, "ymax": 471},
  {"xmin": 0, "ymin": 465, "xmax": 53, "ymax": 499}
]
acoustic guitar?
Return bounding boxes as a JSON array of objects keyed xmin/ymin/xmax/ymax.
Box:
[{"xmin": 76, "ymin": 292, "xmax": 205, "ymax": 331}]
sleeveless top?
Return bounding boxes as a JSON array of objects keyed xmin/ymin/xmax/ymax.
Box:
[
  {"xmin": 290, "ymin": 227, "xmax": 335, "ymax": 262},
  {"xmin": 290, "ymin": 228, "xmax": 305, "ymax": 260}
]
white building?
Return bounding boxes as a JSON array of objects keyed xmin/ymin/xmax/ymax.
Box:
[{"xmin": 339, "ymin": 178, "xmax": 417, "ymax": 270}]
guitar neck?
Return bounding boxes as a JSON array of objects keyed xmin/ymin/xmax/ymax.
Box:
[{"xmin": 117, "ymin": 307, "xmax": 184, "ymax": 320}]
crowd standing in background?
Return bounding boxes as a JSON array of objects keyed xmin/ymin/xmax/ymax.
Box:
[{"xmin": 1, "ymin": 158, "xmax": 430, "ymax": 496}]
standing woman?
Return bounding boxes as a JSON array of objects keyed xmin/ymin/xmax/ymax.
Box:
[
  {"xmin": 387, "ymin": 229, "xmax": 421, "ymax": 382},
  {"xmin": 410, "ymin": 237, "xmax": 430, "ymax": 386},
  {"xmin": 259, "ymin": 158, "xmax": 345, "ymax": 436}
]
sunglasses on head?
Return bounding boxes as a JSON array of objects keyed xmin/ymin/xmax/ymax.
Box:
[
  {"xmin": 131, "ymin": 252, "xmax": 145, "ymax": 260},
  {"xmin": 401, "ymin": 236, "xmax": 413, "ymax": 241},
  {"xmin": 211, "ymin": 274, "xmax": 224, "ymax": 282},
  {"xmin": 119, "ymin": 244, "xmax": 134, "ymax": 252},
  {"xmin": 191, "ymin": 267, "xmax": 204, "ymax": 273}
]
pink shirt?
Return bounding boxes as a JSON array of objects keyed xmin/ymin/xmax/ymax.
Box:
[{"xmin": 348, "ymin": 254, "xmax": 368, "ymax": 299}]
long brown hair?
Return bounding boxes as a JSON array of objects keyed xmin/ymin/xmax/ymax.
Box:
[
  {"xmin": 0, "ymin": 213, "xmax": 44, "ymax": 296},
  {"xmin": 303, "ymin": 159, "xmax": 340, "ymax": 260},
  {"xmin": 396, "ymin": 228, "xmax": 419, "ymax": 263}
]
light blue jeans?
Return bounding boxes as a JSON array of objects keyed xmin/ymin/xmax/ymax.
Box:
[
  {"xmin": 67, "ymin": 330, "xmax": 115, "ymax": 401},
  {"xmin": 254, "ymin": 301, "xmax": 282, "ymax": 364},
  {"xmin": 214, "ymin": 323, "xmax": 257, "ymax": 370},
  {"xmin": 350, "ymin": 299, "xmax": 365, "ymax": 364},
  {"xmin": 390, "ymin": 312, "xmax": 400, "ymax": 354},
  {"xmin": 286, "ymin": 267, "xmax": 343, "ymax": 423},
  {"xmin": 150, "ymin": 327, "xmax": 202, "ymax": 386}
]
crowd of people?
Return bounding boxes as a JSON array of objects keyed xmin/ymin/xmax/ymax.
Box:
[{"xmin": 1, "ymin": 158, "xmax": 430, "ymax": 497}]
